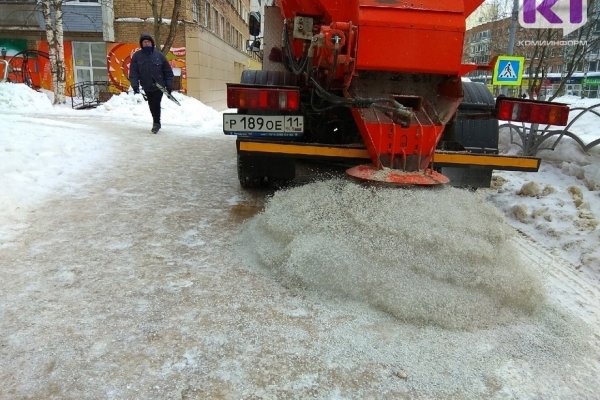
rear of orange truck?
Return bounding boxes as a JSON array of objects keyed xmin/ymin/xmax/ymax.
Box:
[{"xmin": 224, "ymin": 0, "xmax": 569, "ymax": 188}]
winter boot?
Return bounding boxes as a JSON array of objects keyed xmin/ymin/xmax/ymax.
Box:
[{"xmin": 151, "ymin": 123, "xmax": 161, "ymax": 134}]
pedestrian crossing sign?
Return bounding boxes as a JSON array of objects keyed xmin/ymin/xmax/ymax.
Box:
[{"xmin": 493, "ymin": 56, "xmax": 525, "ymax": 86}]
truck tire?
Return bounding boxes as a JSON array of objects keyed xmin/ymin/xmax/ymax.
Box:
[
  {"xmin": 240, "ymin": 70, "xmax": 299, "ymax": 86},
  {"xmin": 236, "ymin": 70, "xmax": 298, "ymax": 189},
  {"xmin": 237, "ymin": 152, "xmax": 296, "ymax": 189},
  {"xmin": 438, "ymin": 81, "xmax": 499, "ymax": 188},
  {"xmin": 237, "ymin": 153, "xmax": 263, "ymax": 189}
]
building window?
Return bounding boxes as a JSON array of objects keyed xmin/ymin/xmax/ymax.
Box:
[
  {"xmin": 72, "ymin": 42, "xmax": 107, "ymax": 84},
  {"xmin": 204, "ymin": 2, "xmax": 210, "ymax": 27},
  {"xmin": 192, "ymin": 0, "xmax": 199, "ymax": 23},
  {"xmin": 213, "ymin": 8, "xmax": 218, "ymax": 33}
]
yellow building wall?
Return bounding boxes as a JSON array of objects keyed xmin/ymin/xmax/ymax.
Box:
[
  {"xmin": 247, "ymin": 58, "xmax": 262, "ymax": 70},
  {"xmin": 185, "ymin": 28, "xmax": 257, "ymax": 110}
]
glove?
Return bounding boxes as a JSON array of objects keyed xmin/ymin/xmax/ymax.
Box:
[
  {"xmin": 166, "ymin": 87, "xmax": 172, "ymax": 95},
  {"xmin": 133, "ymin": 87, "xmax": 140, "ymax": 95}
]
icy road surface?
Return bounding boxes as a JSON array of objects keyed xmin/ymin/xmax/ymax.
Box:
[{"xmin": 1, "ymin": 113, "xmax": 599, "ymax": 399}]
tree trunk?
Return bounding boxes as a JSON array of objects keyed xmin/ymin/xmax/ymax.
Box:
[
  {"xmin": 151, "ymin": 0, "xmax": 162, "ymax": 48},
  {"xmin": 41, "ymin": 0, "xmax": 58, "ymax": 103},
  {"xmin": 149, "ymin": 0, "xmax": 183, "ymax": 55},
  {"xmin": 526, "ymin": 29, "xmax": 557, "ymax": 100},
  {"xmin": 162, "ymin": 0, "xmax": 181, "ymax": 56},
  {"xmin": 54, "ymin": 0, "xmax": 66, "ymax": 104},
  {"xmin": 40, "ymin": 0, "xmax": 66, "ymax": 104}
]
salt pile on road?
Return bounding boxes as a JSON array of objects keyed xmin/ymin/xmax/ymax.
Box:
[{"xmin": 239, "ymin": 180, "xmax": 545, "ymax": 330}]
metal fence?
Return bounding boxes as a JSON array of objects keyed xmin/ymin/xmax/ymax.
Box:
[
  {"xmin": 500, "ymin": 102, "xmax": 600, "ymax": 156},
  {"xmin": 70, "ymin": 81, "xmax": 114, "ymax": 109}
]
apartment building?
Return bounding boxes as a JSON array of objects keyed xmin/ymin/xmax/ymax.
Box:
[
  {"xmin": 0, "ymin": 0, "xmax": 258, "ymax": 109},
  {"xmin": 464, "ymin": 19, "xmax": 564, "ymax": 79},
  {"xmin": 463, "ymin": 11, "xmax": 600, "ymax": 98}
]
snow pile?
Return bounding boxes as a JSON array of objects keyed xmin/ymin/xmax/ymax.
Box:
[
  {"xmin": 95, "ymin": 91, "xmax": 222, "ymax": 129},
  {"xmin": 554, "ymin": 95, "xmax": 600, "ymax": 143},
  {"xmin": 0, "ymin": 113, "xmax": 111, "ymax": 241},
  {"xmin": 0, "ymin": 83, "xmax": 224, "ymax": 243},
  {"xmin": 239, "ymin": 180, "xmax": 545, "ymax": 330},
  {"xmin": 492, "ymin": 99, "xmax": 600, "ymax": 275},
  {"xmin": 583, "ymin": 164, "xmax": 600, "ymax": 190},
  {"xmin": 490, "ymin": 162, "xmax": 600, "ymax": 274},
  {"xmin": 0, "ymin": 82, "xmax": 54, "ymax": 112}
]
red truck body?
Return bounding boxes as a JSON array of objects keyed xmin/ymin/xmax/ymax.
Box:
[{"xmin": 224, "ymin": 0, "xmax": 566, "ymax": 187}]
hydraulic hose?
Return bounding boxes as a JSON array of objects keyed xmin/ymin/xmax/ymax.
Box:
[{"xmin": 309, "ymin": 77, "xmax": 413, "ymax": 124}]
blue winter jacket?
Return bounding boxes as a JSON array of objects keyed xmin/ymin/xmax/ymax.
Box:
[{"xmin": 128, "ymin": 33, "xmax": 174, "ymax": 93}]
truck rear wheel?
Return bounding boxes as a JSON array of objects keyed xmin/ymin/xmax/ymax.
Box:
[
  {"xmin": 438, "ymin": 82, "xmax": 499, "ymax": 188},
  {"xmin": 237, "ymin": 152, "xmax": 296, "ymax": 189},
  {"xmin": 240, "ymin": 70, "xmax": 299, "ymax": 86},
  {"xmin": 237, "ymin": 153, "xmax": 263, "ymax": 189}
]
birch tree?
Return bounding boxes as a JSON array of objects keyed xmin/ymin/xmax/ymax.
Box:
[{"xmin": 40, "ymin": 0, "xmax": 66, "ymax": 104}]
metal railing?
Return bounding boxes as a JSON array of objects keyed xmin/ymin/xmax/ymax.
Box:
[
  {"xmin": 0, "ymin": 60, "xmax": 8, "ymax": 82},
  {"xmin": 500, "ymin": 102, "xmax": 600, "ymax": 156},
  {"xmin": 70, "ymin": 80, "xmax": 114, "ymax": 109}
]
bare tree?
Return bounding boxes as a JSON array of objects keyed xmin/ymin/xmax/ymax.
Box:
[
  {"xmin": 148, "ymin": 0, "xmax": 183, "ymax": 56},
  {"xmin": 40, "ymin": 0, "xmax": 66, "ymax": 104},
  {"xmin": 549, "ymin": 0, "xmax": 600, "ymax": 100},
  {"xmin": 523, "ymin": 28, "xmax": 561, "ymax": 99},
  {"xmin": 521, "ymin": 0, "xmax": 600, "ymax": 100}
]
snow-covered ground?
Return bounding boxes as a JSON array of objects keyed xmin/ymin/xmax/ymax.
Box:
[
  {"xmin": 490, "ymin": 95, "xmax": 600, "ymax": 280},
  {"xmin": 0, "ymin": 83, "xmax": 223, "ymax": 243},
  {"xmin": 1, "ymin": 82, "xmax": 599, "ymax": 397},
  {"xmin": 1, "ymin": 83, "xmax": 598, "ymax": 280}
]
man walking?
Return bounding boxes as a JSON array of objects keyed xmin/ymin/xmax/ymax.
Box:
[{"xmin": 129, "ymin": 33, "xmax": 174, "ymax": 134}]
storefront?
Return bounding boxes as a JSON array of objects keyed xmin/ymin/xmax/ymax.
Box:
[
  {"xmin": 583, "ymin": 77, "xmax": 600, "ymax": 99},
  {"xmin": 2, "ymin": 39, "xmax": 187, "ymax": 98}
]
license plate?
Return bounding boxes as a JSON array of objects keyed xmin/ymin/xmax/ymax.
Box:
[{"xmin": 223, "ymin": 114, "xmax": 304, "ymax": 137}]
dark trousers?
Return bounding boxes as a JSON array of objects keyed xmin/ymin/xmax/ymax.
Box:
[{"xmin": 146, "ymin": 90, "xmax": 163, "ymax": 124}]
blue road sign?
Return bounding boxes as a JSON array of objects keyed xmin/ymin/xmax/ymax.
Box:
[{"xmin": 493, "ymin": 56, "xmax": 525, "ymax": 86}]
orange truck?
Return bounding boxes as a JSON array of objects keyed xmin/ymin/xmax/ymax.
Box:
[{"xmin": 224, "ymin": 0, "xmax": 569, "ymax": 187}]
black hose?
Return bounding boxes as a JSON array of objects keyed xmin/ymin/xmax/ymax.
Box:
[
  {"xmin": 309, "ymin": 77, "xmax": 413, "ymax": 123},
  {"xmin": 283, "ymin": 22, "xmax": 309, "ymax": 75}
]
